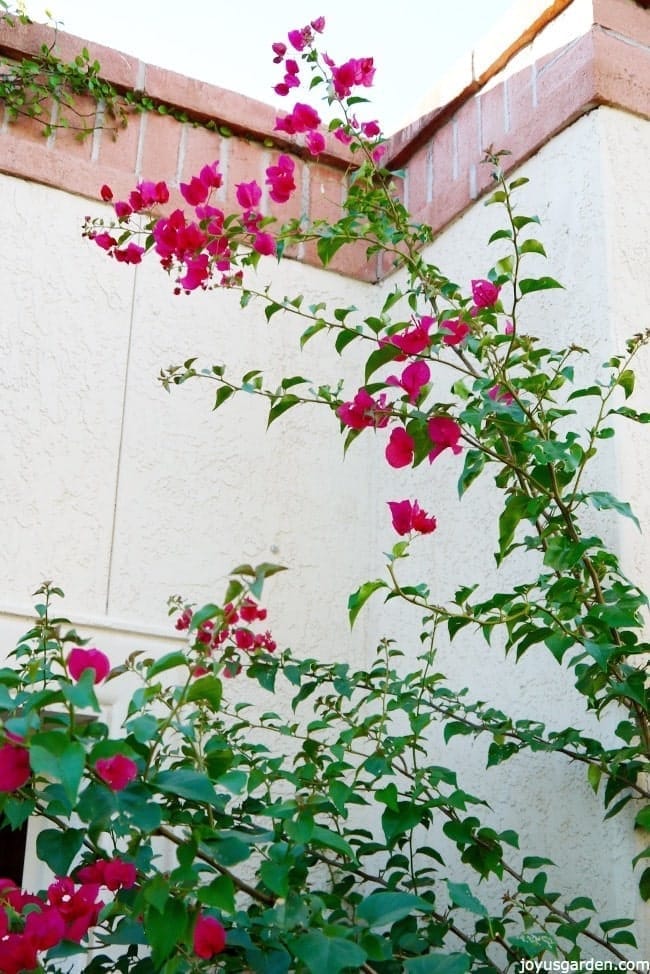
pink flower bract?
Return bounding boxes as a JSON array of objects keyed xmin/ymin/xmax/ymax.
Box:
[
  {"xmin": 427, "ymin": 416, "xmax": 463, "ymax": 463},
  {"xmin": 0, "ymin": 742, "xmax": 30, "ymax": 792},
  {"xmin": 382, "ymin": 316, "xmax": 433, "ymax": 359},
  {"xmin": 337, "ymin": 389, "xmax": 389, "ymax": 430},
  {"xmin": 95, "ymin": 754, "xmax": 138, "ymax": 791},
  {"xmin": 385, "ymin": 427, "xmax": 414, "ymax": 468},
  {"xmin": 388, "ymin": 499, "xmax": 437, "ymax": 536},
  {"xmin": 236, "ymin": 180, "xmax": 262, "ymax": 210},
  {"xmin": 441, "ymin": 319, "xmax": 470, "ymax": 346},
  {"xmin": 387, "ymin": 360, "xmax": 430, "ymax": 403},
  {"xmin": 265, "ymin": 155, "xmax": 296, "ymax": 204},
  {"xmin": 306, "ymin": 131, "xmax": 326, "ymax": 156},
  {"xmin": 193, "ymin": 914, "xmax": 226, "ymax": 959},
  {"xmin": 471, "ymin": 278, "xmax": 501, "ymax": 309},
  {"xmin": 67, "ymin": 647, "xmax": 111, "ymax": 684}
]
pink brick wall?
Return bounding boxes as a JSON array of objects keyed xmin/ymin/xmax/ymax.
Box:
[{"xmin": 0, "ymin": 0, "xmax": 648, "ymax": 282}]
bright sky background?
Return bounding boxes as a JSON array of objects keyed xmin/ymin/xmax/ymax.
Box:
[{"xmin": 29, "ymin": 0, "xmax": 516, "ymax": 133}]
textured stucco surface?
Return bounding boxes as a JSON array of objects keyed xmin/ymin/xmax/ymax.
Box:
[{"xmin": 1, "ymin": 105, "xmax": 649, "ymax": 950}]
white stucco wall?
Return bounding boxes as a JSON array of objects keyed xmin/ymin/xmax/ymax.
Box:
[{"xmin": 1, "ymin": 103, "xmax": 648, "ymax": 953}]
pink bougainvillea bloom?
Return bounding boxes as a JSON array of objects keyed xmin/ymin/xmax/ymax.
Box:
[
  {"xmin": 100, "ymin": 184, "xmax": 113, "ymax": 202},
  {"xmin": 371, "ymin": 145, "xmax": 386, "ymax": 164},
  {"xmin": 388, "ymin": 499, "xmax": 437, "ymax": 536},
  {"xmin": 253, "ymin": 232, "xmax": 276, "ymax": 256},
  {"xmin": 199, "ymin": 162, "xmax": 223, "ymax": 190},
  {"xmin": 0, "ymin": 878, "xmax": 40, "ymax": 912},
  {"xmin": 311, "ymin": 15, "xmax": 325, "ymax": 32},
  {"xmin": 333, "ymin": 126, "xmax": 353, "ymax": 146},
  {"xmin": 47, "ymin": 878, "xmax": 103, "ymax": 942},
  {"xmin": 305, "ymin": 131, "xmax": 326, "ymax": 156},
  {"xmin": 362, "ymin": 119, "xmax": 381, "ymax": 138},
  {"xmin": 24, "ymin": 904, "xmax": 66, "ymax": 950},
  {"xmin": 504, "ymin": 320, "xmax": 514, "ymax": 335},
  {"xmin": 129, "ymin": 180, "xmax": 170, "ymax": 211},
  {"xmin": 0, "ymin": 906, "xmax": 7, "ymax": 938},
  {"xmin": 265, "ymin": 155, "xmax": 296, "ymax": 204},
  {"xmin": 441, "ymin": 318, "xmax": 470, "ymax": 346},
  {"xmin": 234, "ymin": 628, "xmax": 255, "ymax": 650},
  {"xmin": 93, "ymin": 232, "xmax": 117, "ymax": 251},
  {"xmin": 179, "ymin": 254, "xmax": 210, "ymax": 291},
  {"xmin": 95, "ymin": 754, "xmax": 138, "ymax": 791},
  {"xmin": 113, "ymin": 243, "xmax": 145, "ymax": 265},
  {"xmin": 274, "ymin": 82, "xmax": 290, "ymax": 96},
  {"xmin": 0, "ymin": 742, "xmax": 30, "ymax": 792},
  {"xmin": 271, "ymin": 41, "xmax": 287, "ymax": 62},
  {"xmin": 331, "ymin": 57, "xmax": 375, "ymax": 98},
  {"xmin": 427, "ymin": 416, "xmax": 463, "ymax": 463},
  {"xmin": 236, "ymin": 180, "xmax": 262, "ymax": 210},
  {"xmin": 193, "ymin": 914, "xmax": 226, "ymax": 959},
  {"xmin": 385, "ymin": 427, "xmax": 415, "ymax": 469},
  {"xmin": 0, "ymin": 933, "xmax": 38, "ymax": 974},
  {"xmin": 382, "ymin": 316, "xmax": 433, "ymax": 359},
  {"xmin": 387, "ymin": 499, "xmax": 413, "ymax": 536},
  {"xmin": 275, "ymin": 102, "xmax": 321, "ymax": 135},
  {"xmin": 240, "ymin": 598, "xmax": 266, "ymax": 623},
  {"xmin": 103, "ymin": 859, "xmax": 137, "ymax": 891},
  {"xmin": 337, "ymin": 389, "xmax": 389, "ymax": 430},
  {"xmin": 67, "ymin": 647, "xmax": 111, "ymax": 684},
  {"xmin": 76, "ymin": 857, "xmax": 137, "ymax": 891},
  {"xmin": 287, "ymin": 26, "xmax": 312, "ymax": 51},
  {"xmin": 488, "ymin": 384, "xmax": 515, "ymax": 406},
  {"xmin": 180, "ymin": 175, "xmax": 209, "ymax": 207},
  {"xmin": 113, "ymin": 200, "xmax": 132, "ymax": 219},
  {"xmin": 471, "ymin": 278, "xmax": 501, "ymax": 308},
  {"xmin": 387, "ymin": 360, "xmax": 430, "ymax": 403}
]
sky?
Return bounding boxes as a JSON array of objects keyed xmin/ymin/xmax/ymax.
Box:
[{"xmin": 27, "ymin": 0, "xmax": 516, "ymax": 133}]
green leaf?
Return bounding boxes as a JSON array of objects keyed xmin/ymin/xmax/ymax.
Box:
[
  {"xmin": 364, "ymin": 344, "xmax": 400, "ymax": 382},
  {"xmin": 457, "ymin": 449, "xmax": 486, "ymax": 497},
  {"xmin": 311, "ymin": 824, "xmax": 356, "ymax": 860},
  {"xmin": 509, "ymin": 932, "xmax": 558, "ymax": 957},
  {"xmin": 519, "ymin": 276, "xmax": 563, "ymax": 294},
  {"xmin": 488, "ymin": 228, "xmax": 513, "ymax": 244},
  {"xmin": 146, "ymin": 897, "xmax": 188, "ymax": 964},
  {"xmin": 635, "ymin": 806, "xmax": 650, "ymax": 831},
  {"xmin": 153, "ymin": 769, "xmax": 219, "ymax": 806},
  {"xmin": 146, "ymin": 650, "xmax": 189, "ymax": 677},
  {"xmin": 568, "ymin": 385, "xmax": 603, "ymax": 401},
  {"xmin": 290, "ymin": 931, "xmax": 366, "ymax": 974},
  {"xmin": 36, "ymin": 827, "xmax": 85, "ymax": 874},
  {"xmin": 443, "ymin": 722, "xmax": 474, "ymax": 744},
  {"xmin": 587, "ymin": 491, "xmax": 640, "ymax": 530},
  {"xmin": 566, "ymin": 896, "xmax": 596, "ymax": 912},
  {"xmin": 300, "ymin": 320, "xmax": 327, "ymax": 348},
  {"xmin": 446, "ymin": 880, "xmax": 488, "ymax": 916},
  {"xmin": 268, "ymin": 394, "xmax": 301, "ymax": 427},
  {"xmin": 317, "ymin": 235, "xmax": 347, "ymax": 267},
  {"xmin": 335, "ymin": 329, "xmax": 360, "ymax": 354},
  {"xmin": 405, "ymin": 955, "xmax": 470, "ymax": 974},
  {"xmin": 518, "ymin": 238, "xmax": 547, "ymax": 257},
  {"xmin": 348, "ymin": 580, "xmax": 388, "ymax": 627},
  {"xmin": 357, "ymin": 891, "xmax": 433, "ymax": 928},
  {"xmin": 186, "ymin": 675, "xmax": 222, "ymax": 711},
  {"xmin": 618, "ymin": 369, "xmax": 635, "ymax": 399},
  {"xmin": 640, "ymin": 867, "xmax": 650, "ymax": 901},
  {"xmin": 587, "ymin": 764, "xmax": 602, "ymax": 794},
  {"xmin": 29, "ymin": 733, "xmax": 85, "ymax": 805},
  {"xmin": 213, "ymin": 385, "xmax": 234, "ymax": 410},
  {"xmin": 197, "ymin": 875, "xmax": 235, "ymax": 911}
]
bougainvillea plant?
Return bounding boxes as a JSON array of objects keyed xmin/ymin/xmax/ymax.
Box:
[{"xmin": 1, "ymin": 11, "xmax": 649, "ymax": 974}]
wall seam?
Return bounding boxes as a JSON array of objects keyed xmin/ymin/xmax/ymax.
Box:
[{"xmin": 104, "ymin": 268, "xmax": 138, "ymax": 615}]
